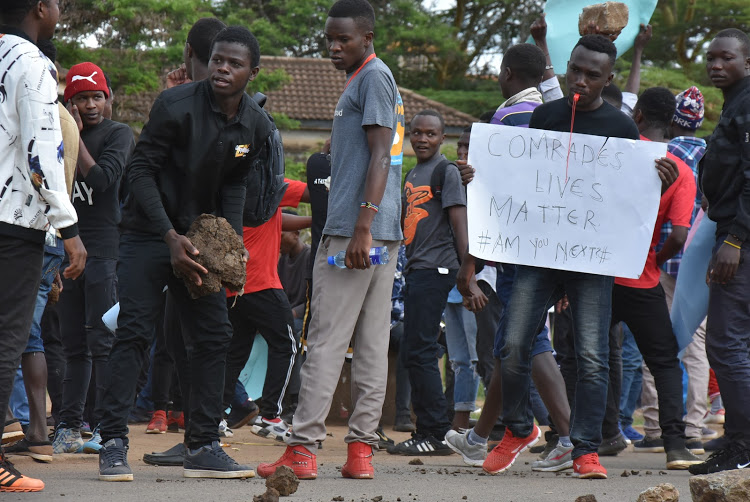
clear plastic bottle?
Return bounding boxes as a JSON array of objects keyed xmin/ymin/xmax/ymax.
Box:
[{"xmin": 327, "ymin": 246, "xmax": 390, "ymax": 268}]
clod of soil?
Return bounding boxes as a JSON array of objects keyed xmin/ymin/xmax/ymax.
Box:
[
  {"xmin": 253, "ymin": 487, "xmax": 279, "ymax": 502},
  {"xmin": 575, "ymin": 496, "xmax": 597, "ymax": 502},
  {"xmin": 175, "ymin": 214, "xmax": 246, "ymax": 298},
  {"xmin": 621, "ymin": 470, "xmax": 631, "ymax": 477},
  {"xmin": 408, "ymin": 459, "xmax": 423, "ymax": 465},
  {"xmin": 48, "ymin": 282, "xmax": 61, "ymax": 304},
  {"xmin": 332, "ymin": 497, "xmax": 344, "ymax": 502},
  {"xmin": 265, "ymin": 465, "xmax": 300, "ymax": 496}
]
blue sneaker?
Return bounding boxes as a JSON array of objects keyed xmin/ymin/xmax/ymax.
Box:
[
  {"xmin": 80, "ymin": 425, "xmax": 102, "ymax": 454},
  {"xmin": 52, "ymin": 425, "xmax": 84, "ymax": 454},
  {"xmin": 622, "ymin": 425, "xmax": 644, "ymax": 442}
]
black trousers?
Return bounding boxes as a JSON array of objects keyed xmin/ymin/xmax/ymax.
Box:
[
  {"xmin": 224, "ymin": 289, "xmax": 296, "ymax": 419},
  {"xmin": 99, "ymin": 233, "xmax": 232, "ymax": 448},
  {"xmin": 0, "ymin": 237, "xmax": 43, "ymax": 438},
  {"xmin": 474, "ymin": 280, "xmax": 500, "ymax": 390},
  {"xmin": 611, "ymin": 283, "xmax": 686, "ymax": 450},
  {"xmin": 58, "ymin": 257, "xmax": 117, "ymax": 428},
  {"xmin": 41, "ymin": 301, "xmax": 65, "ymax": 426}
]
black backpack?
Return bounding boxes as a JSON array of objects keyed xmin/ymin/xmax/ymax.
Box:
[{"xmin": 242, "ymin": 92, "xmax": 288, "ymax": 227}]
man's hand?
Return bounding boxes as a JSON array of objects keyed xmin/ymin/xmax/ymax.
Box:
[
  {"xmin": 457, "ymin": 260, "xmax": 488, "ymax": 312},
  {"xmin": 634, "ymin": 24, "xmax": 652, "ymax": 52},
  {"xmin": 456, "ymin": 159, "xmax": 475, "ymax": 186},
  {"xmin": 530, "ymin": 14, "xmax": 548, "ymax": 45},
  {"xmin": 166, "ymin": 64, "xmax": 191, "ymax": 88},
  {"xmin": 66, "ymin": 102, "xmax": 83, "ymax": 132},
  {"xmin": 701, "ymin": 195, "xmax": 709, "ymax": 212},
  {"xmin": 345, "ymin": 226, "xmax": 373, "ymax": 269},
  {"xmin": 242, "ymin": 248, "xmax": 249, "ymax": 264},
  {"xmin": 63, "ymin": 236, "xmax": 87, "ymax": 279},
  {"xmin": 165, "ymin": 229, "xmax": 207, "ymax": 285},
  {"xmin": 555, "ymin": 295, "xmax": 569, "ymax": 313},
  {"xmin": 655, "ymin": 156, "xmax": 679, "ymax": 194},
  {"xmin": 707, "ymin": 242, "xmax": 742, "ymax": 284}
]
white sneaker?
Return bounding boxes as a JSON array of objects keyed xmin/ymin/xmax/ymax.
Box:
[
  {"xmin": 219, "ymin": 419, "xmax": 233, "ymax": 438},
  {"xmin": 444, "ymin": 429, "xmax": 487, "ymax": 467},
  {"xmin": 250, "ymin": 417, "xmax": 290, "ymax": 442},
  {"xmin": 531, "ymin": 442, "xmax": 574, "ymax": 472}
]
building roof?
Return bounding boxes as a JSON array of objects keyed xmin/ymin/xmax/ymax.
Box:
[{"xmin": 261, "ymin": 56, "xmax": 477, "ymax": 128}]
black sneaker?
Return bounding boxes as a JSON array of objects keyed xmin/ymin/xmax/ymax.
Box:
[
  {"xmin": 393, "ymin": 416, "xmax": 416, "ymax": 433},
  {"xmin": 99, "ymin": 438, "xmax": 133, "ymax": 482},
  {"xmin": 634, "ymin": 436, "xmax": 665, "ymax": 453},
  {"xmin": 226, "ymin": 400, "xmax": 259, "ymax": 430},
  {"xmin": 688, "ymin": 445, "xmax": 750, "ymax": 475},
  {"xmin": 598, "ymin": 433, "xmax": 628, "ymax": 456},
  {"xmin": 666, "ymin": 447, "xmax": 703, "ymax": 470},
  {"xmin": 376, "ymin": 427, "xmax": 395, "ymax": 450},
  {"xmin": 398, "ymin": 434, "xmax": 453, "ymax": 456},
  {"xmin": 703, "ymin": 435, "xmax": 728, "ymax": 452},
  {"xmin": 143, "ymin": 443, "xmax": 186, "ymax": 466},
  {"xmin": 183, "ymin": 441, "xmax": 255, "ymax": 478},
  {"xmin": 387, "ymin": 434, "xmax": 420, "ymax": 455},
  {"xmin": 686, "ymin": 437, "xmax": 706, "ymax": 455}
]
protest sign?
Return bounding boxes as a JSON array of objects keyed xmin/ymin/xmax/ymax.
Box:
[{"xmin": 467, "ymin": 123, "xmax": 666, "ymax": 278}]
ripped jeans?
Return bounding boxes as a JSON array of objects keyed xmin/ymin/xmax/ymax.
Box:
[{"xmin": 444, "ymin": 301, "xmax": 480, "ymax": 412}]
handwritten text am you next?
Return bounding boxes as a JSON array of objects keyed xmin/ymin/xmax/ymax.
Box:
[{"xmin": 466, "ymin": 123, "xmax": 666, "ymax": 278}]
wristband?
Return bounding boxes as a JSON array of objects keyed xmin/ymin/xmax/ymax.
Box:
[
  {"xmin": 361, "ymin": 201, "xmax": 379, "ymax": 213},
  {"xmin": 724, "ymin": 240, "xmax": 741, "ymax": 250},
  {"xmin": 545, "ymin": 65, "xmax": 554, "ymax": 70}
]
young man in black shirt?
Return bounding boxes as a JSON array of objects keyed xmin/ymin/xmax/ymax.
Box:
[
  {"xmin": 689, "ymin": 28, "xmax": 750, "ymax": 475},
  {"xmin": 484, "ymin": 35, "xmax": 678, "ymax": 479},
  {"xmin": 97, "ymin": 26, "xmax": 272, "ymax": 482},
  {"xmin": 52, "ymin": 61, "xmax": 134, "ymax": 455}
]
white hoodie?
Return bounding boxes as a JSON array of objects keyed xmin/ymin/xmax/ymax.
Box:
[{"xmin": 0, "ymin": 33, "xmax": 78, "ymax": 243}]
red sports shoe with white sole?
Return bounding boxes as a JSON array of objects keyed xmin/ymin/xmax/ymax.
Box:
[
  {"xmin": 257, "ymin": 445, "xmax": 317, "ymax": 479},
  {"xmin": 483, "ymin": 425, "xmax": 541, "ymax": 474},
  {"xmin": 341, "ymin": 442, "xmax": 374, "ymax": 479},
  {"xmin": 573, "ymin": 452, "xmax": 608, "ymax": 479}
]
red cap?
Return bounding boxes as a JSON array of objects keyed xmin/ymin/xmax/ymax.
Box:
[{"xmin": 64, "ymin": 62, "xmax": 109, "ymax": 102}]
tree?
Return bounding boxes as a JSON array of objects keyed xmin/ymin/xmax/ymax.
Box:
[{"xmin": 647, "ymin": 0, "xmax": 750, "ymax": 67}]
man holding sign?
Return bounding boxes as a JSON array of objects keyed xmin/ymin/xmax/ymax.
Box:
[{"xmin": 471, "ymin": 35, "xmax": 678, "ymax": 479}]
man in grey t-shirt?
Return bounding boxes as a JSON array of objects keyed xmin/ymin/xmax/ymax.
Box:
[{"xmin": 258, "ymin": 0, "xmax": 404, "ymax": 481}]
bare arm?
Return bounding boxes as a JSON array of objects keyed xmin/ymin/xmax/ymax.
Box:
[
  {"xmin": 282, "ymin": 213, "xmax": 312, "ymax": 231},
  {"xmin": 344, "ymin": 125, "xmax": 392, "ymax": 269},
  {"xmin": 624, "ymin": 24, "xmax": 652, "ymax": 95},
  {"xmin": 656, "ymin": 226, "xmax": 688, "ymax": 266}
]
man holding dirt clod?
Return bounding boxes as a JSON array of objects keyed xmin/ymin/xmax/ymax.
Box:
[{"xmin": 96, "ymin": 26, "xmax": 272, "ymax": 483}]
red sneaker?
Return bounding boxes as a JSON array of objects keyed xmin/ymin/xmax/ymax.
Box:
[
  {"xmin": 167, "ymin": 411, "xmax": 184, "ymax": 433},
  {"xmin": 573, "ymin": 453, "xmax": 608, "ymax": 479},
  {"xmin": 257, "ymin": 445, "xmax": 317, "ymax": 479},
  {"xmin": 146, "ymin": 410, "xmax": 167, "ymax": 434},
  {"xmin": 483, "ymin": 425, "xmax": 541, "ymax": 474},
  {"xmin": 341, "ymin": 442, "xmax": 374, "ymax": 479},
  {"xmin": 0, "ymin": 454, "xmax": 44, "ymax": 492}
]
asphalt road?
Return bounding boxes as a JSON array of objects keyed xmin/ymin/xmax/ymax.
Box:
[{"xmin": 4, "ymin": 425, "xmax": 701, "ymax": 502}]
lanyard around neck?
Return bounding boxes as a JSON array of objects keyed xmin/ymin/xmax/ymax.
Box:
[{"xmin": 344, "ymin": 53, "xmax": 377, "ymax": 90}]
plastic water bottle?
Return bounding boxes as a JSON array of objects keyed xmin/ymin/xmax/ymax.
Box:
[{"xmin": 328, "ymin": 246, "xmax": 390, "ymax": 268}]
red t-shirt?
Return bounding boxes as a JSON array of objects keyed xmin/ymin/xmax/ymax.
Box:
[
  {"xmin": 228, "ymin": 179, "xmax": 307, "ymax": 297},
  {"xmin": 615, "ymin": 138, "xmax": 696, "ymax": 289}
]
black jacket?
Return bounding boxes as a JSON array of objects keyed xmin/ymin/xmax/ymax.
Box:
[
  {"xmin": 699, "ymin": 76, "xmax": 750, "ymax": 241},
  {"xmin": 120, "ymin": 79, "xmax": 272, "ymax": 238}
]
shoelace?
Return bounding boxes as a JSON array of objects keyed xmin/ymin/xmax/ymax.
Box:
[
  {"xmin": 105, "ymin": 444, "xmax": 128, "ymax": 465},
  {"xmin": 207, "ymin": 445, "xmax": 238, "ymax": 465},
  {"xmin": 575, "ymin": 454, "xmax": 600, "ymax": 467}
]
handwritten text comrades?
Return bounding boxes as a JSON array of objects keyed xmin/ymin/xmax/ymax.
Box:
[{"xmin": 466, "ymin": 124, "xmax": 665, "ymax": 278}]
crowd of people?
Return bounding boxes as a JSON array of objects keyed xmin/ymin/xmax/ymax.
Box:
[{"xmin": 1, "ymin": 0, "xmax": 749, "ymax": 494}]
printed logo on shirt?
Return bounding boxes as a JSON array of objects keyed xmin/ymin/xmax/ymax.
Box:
[
  {"xmin": 234, "ymin": 144, "xmax": 250, "ymax": 157},
  {"xmin": 72, "ymin": 180, "xmax": 94, "ymax": 206},
  {"xmin": 313, "ymin": 177, "xmax": 331, "ymax": 191},
  {"xmin": 334, "ymin": 109, "xmax": 343, "ymax": 117},
  {"xmin": 391, "ymin": 93, "xmax": 404, "ymax": 167},
  {"xmin": 403, "ymin": 181, "xmax": 432, "ymax": 245}
]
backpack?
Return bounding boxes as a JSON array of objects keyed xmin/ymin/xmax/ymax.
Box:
[
  {"xmin": 405, "ymin": 158, "xmax": 454, "ymax": 203},
  {"xmin": 242, "ymin": 92, "xmax": 288, "ymax": 227}
]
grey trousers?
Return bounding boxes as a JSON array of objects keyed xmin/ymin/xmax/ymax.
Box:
[{"xmin": 288, "ymin": 236, "xmax": 399, "ymax": 449}]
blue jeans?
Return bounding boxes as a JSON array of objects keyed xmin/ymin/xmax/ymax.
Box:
[
  {"xmin": 444, "ymin": 302, "xmax": 479, "ymax": 412},
  {"xmin": 402, "ymin": 268, "xmax": 456, "ymax": 438},
  {"xmin": 619, "ymin": 323, "xmax": 643, "ymax": 428},
  {"xmin": 500, "ymin": 266, "xmax": 612, "ymax": 458}
]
